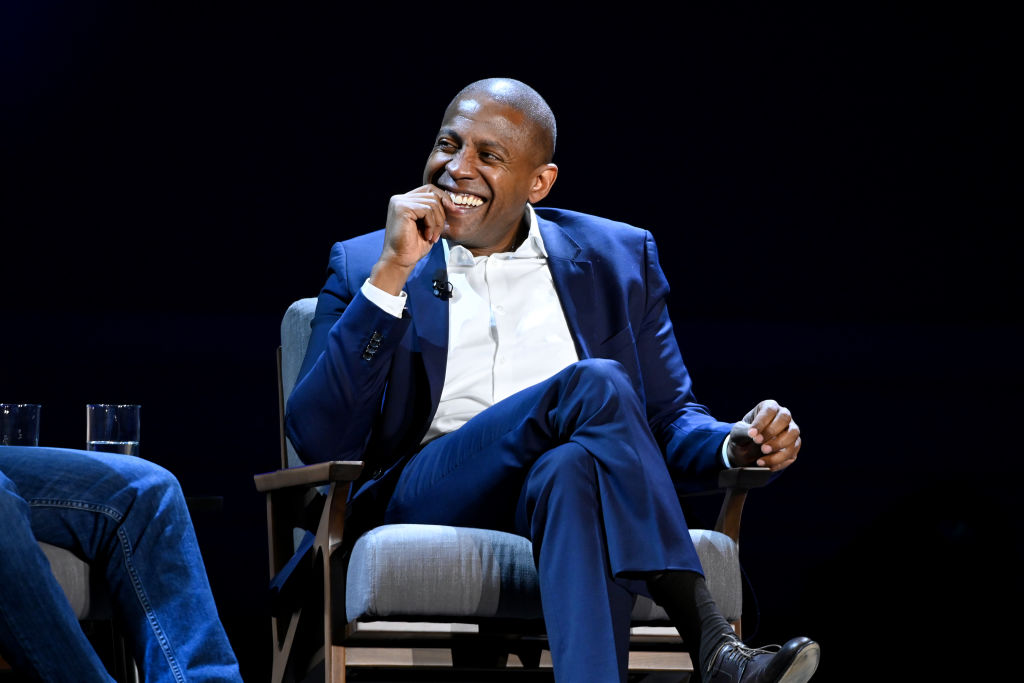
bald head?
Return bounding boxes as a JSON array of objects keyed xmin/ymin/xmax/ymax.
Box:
[{"xmin": 446, "ymin": 78, "xmax": 557, "ymax": 165}]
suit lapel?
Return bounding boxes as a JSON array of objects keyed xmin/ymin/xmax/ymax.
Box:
[
  {"xmin": 539, "ymin": 217, "xmax": 597, "ymax": 359},
  {"xmin": 405, "ymin": 241, "xmax": 449, "ymax": 410}
]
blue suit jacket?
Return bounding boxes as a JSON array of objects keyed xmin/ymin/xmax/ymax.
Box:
[{"xmin": 286, "ymin": 207, "xmax": 732, "ymax": 522}]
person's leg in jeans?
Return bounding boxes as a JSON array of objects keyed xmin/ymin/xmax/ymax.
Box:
[
  {"xmin": 385, "ymin": 359, "xmax": 702, "ymax": 681},
  {"xmin": 1, "ymin": 462, "xmax": 113, "ymax": 682},
  {"xmin": 0, "ymin": 446, "xmax": 241, "ymax": 683}
]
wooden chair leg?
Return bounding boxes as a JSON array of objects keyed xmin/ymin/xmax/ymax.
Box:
[
  {"xmin": 327, "ymin": 645, "xmax": 346, "ymax": 683},
  {"xmin": 731, "ymin": 618, "xmax": 742, "ymax": 640},
  {"xmin": 259, "ymin": 460, "xmax": 361, "ymax": 683},
  {"xmin": 319, "ymin": 482, "xmax": 349, "ymax": 683}
]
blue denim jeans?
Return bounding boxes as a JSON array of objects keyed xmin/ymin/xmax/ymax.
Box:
[{"xmin": 0, "ymin": 446, "xmax": 241, "ymax": 682}]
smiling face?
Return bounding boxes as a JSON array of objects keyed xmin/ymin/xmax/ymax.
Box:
[{"xmin": 423, "ymin": 94, "xmax": 557, "ymax": 256}]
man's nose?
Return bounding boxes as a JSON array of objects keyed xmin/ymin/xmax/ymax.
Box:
[{"xmin": 445, "ymin": 149, "xmax": 475, "ymax": 179}]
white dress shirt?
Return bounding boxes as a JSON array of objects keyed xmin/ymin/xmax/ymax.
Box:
[
  {"xmin": 361, "ymin": 205, "xmax": 578, "ymax": 443},
  {"xmin": 360, "ymin": 205, "xmax": 733, "ymax": 463}
]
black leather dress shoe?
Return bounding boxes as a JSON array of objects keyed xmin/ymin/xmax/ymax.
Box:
[{"xmin": 705, "ymin": 634, "xmax": 820, "ymax": 683}]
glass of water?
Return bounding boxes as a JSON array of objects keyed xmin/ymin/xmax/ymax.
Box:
[
  {"xmin": 86, "ymin": 404, "xmax": 141, "ymax": 456},
  {"xmin": 1, "ymin": 403, "xmax": 41, "ymax": 446}
]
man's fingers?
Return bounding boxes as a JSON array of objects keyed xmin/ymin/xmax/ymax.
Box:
[
  {"xmin": 408, "ymin": 188, "xmax": 448, "ymax": 241},
  {"xmin": 411, "ymin": 200, "xmax": 446, "ymax": 241},
  {"xmin": 757, "ymin": 425, "xmax": 800, "ymax": 455},
  {"xmin": 755, "ymin": 437, "xmax": 801, "ymax": 471},
  {"xmin": 394, "ymin": 194, "xmax": 445, "ymax": 243},
  {"xmin": 741, "ymin": 400, "xmax": 802, "ymax": 470},
  {"xmin": 755, "ymin": 410, "xmax": 795, "ymax": 447},
  {"xmin": 400, "ymin": 202, "xmax": 440, "ymax": 237},
  {"xmin": 746, "ymin": 400, "xmax": 780, "ymax": 442}
]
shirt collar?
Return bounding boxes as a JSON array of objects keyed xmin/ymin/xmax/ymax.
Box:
[{"xmin": 444, "ymin": 204, "xmax": 547, "ymax": 266}]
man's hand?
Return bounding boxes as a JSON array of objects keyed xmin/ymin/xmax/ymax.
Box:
[
  {"xmin": 727, "ymin": 399, "xmax": 802, "ymax": 472},
  {"xmin": 369, "ymin": 185, "xmax": 447, "ymax": 295}
]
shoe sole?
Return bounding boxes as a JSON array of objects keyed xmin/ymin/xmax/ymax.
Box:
[{"xmin": 778, "ymin": 641, "xmax": 820, "ymax": 683}]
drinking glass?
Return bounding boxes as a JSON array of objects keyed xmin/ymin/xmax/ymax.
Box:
[
  {"xmin": 1, "ymin": 403, "xmax": 41, "ymax": 446},
  {"xmin": 86, "ymin": 404, "xmax": 141, "ymax": 456}
]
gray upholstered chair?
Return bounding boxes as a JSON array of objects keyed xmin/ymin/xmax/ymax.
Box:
[
  {"xmin": 0, "ymin": 544, "xmax": 137, "ymax": 682},
  {"xmin": 254, "ymin": 297, "xmax": 771, "ymax": 683}
]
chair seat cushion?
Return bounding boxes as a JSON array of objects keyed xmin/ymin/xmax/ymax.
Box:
[
  {"xmin": 39, "ymin": 542, "xmax": 110, "ymax": 620},
  {"xmin": 346, "ymin": 524, "xmax": 741, "ymax": 623}
]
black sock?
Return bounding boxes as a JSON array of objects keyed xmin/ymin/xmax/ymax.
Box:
[{"xmin": 646, "ymin": 571, "xmax": 735, "ymax": 682}]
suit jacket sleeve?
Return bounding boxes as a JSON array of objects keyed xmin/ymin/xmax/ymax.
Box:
[
  {"xmin": 285, "ymin": 240, "xmax": 410, "ymax": 464},
  {"xmin": 637, "ymin": 230, "xmax": 733, "ymax": 491}
]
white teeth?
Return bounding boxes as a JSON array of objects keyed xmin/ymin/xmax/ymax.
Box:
[{"xmin": 448, "ymin": 191, "xmax": 483, "ymax": 207}]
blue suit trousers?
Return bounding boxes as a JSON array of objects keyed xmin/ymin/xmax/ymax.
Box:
[{"xmin": 385, "ymin": 359, "xmax": 703, "ymax": 682}]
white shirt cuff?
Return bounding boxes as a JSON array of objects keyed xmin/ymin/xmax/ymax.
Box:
[
  {"xmin": 360, "ymin": 279, "xmax": 407, "ymax": 318},
  {"xmin": 721, "ymin": 434, "xmax": 733, "ymax": 468}
]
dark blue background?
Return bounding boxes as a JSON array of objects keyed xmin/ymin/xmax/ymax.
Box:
[{"xmin": 2, "ymin": 4, "xmax": 1020, "ymax": 681}]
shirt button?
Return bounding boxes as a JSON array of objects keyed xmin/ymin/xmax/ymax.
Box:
[{"xmin": 494, "ymin": 305, "xmax": 505, "ymax": 314}]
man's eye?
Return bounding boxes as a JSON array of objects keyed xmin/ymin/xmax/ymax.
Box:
[
  {"xmin": 435, "ymin": 140, "xmax": 456, "ymax": 151},
  {"xmin": 480, "ymin": 152, "xmax": 501, "ymax": 161}
]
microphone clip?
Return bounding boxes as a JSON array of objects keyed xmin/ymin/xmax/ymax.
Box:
[{"xmin": 432, "ymin": 279, "xmax": 454, "ymax": 300}]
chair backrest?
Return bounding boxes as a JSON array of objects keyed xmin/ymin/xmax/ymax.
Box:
[{"xmin": 278, "ymin": 298, "xmax": 318, "ymax": 469}]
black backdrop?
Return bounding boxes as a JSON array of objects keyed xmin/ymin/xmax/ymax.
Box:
[{"xmin": 2, "ymin": 4, "xmax": 1020, "ymax": 681}]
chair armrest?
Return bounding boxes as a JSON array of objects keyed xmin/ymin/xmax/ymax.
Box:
[
  {"xmin": 717, "ymin": 466, "xmax": 772, "ymax": 490},
  {"xmin": 253, "ymin": 461, "xmax": 364, "ymax": 493},
  {"xmin": 257, "ymin": 461, "xmax": 364, "ymax": 581}
]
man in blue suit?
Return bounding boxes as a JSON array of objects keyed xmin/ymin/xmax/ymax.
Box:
[{"xmin": 286, "ymin": 78, "xmax": 819, "ymax": 682}]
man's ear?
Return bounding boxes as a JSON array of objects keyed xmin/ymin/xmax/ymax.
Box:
[{"xmin": 528, "ymin": 163, "xmax": 559, "ymax": 204}]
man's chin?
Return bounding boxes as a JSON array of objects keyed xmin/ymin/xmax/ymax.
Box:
[{"xmin": 439, "ymin": 221, "xmax": 475, "ymax": 246}]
